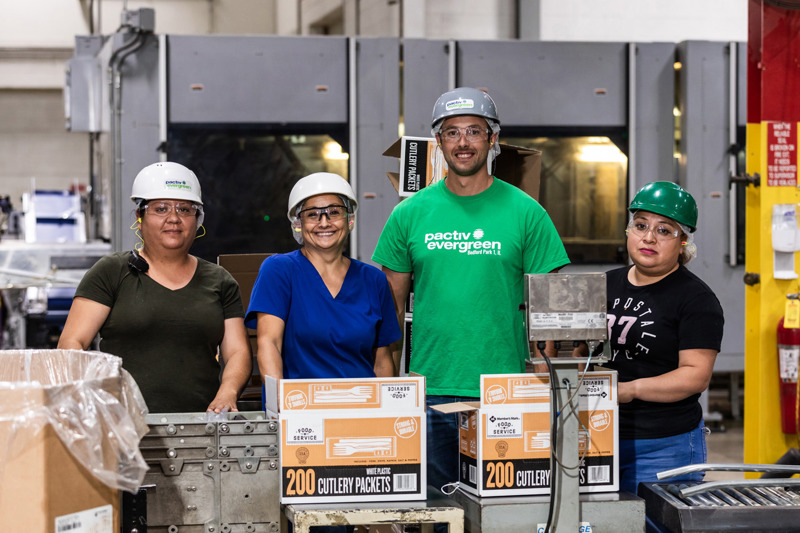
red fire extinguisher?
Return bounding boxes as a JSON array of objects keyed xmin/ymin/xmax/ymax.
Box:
[{"xmin": 777, "ymin": 317, "xmax": 800, "ymax": 434}]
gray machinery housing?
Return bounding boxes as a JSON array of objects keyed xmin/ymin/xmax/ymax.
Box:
[
  {"xmin": 65, "ymin": 27, "xmax": 746, "ymax": 386},
  {"xmin": 131, "ymin": 412, "xmax": 281, "ymax": 533}
]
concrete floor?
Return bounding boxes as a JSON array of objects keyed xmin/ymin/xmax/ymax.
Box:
[
  {"xmin": 704, "ymin": 377, "xmax": 746, "ymax": 481},
  {"xmin": 705, "ymin": 422, "xmax": 745, "ymax": 481}
]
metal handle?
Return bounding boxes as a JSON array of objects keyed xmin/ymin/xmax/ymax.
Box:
[
  {"xmin": 729, "ymin": 172, "xmax": 761, "ymax": 187},
  {"xmin": 680, "ymin": 478, "xmax": 800, "ymax": 497},
  {"xmin": 658, "ymin": 463, "xmax": 800, "ymax": 479}
]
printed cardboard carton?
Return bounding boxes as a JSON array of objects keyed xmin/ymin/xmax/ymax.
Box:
[
  {"xmin": 267, "ymin": 376, "xmax": 427, "ymax": 503},
  {"xmin": 436, "ymin": 371, "xmax": 618, "ymax": 497}
]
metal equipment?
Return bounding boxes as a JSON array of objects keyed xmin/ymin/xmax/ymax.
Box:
[
  {"xmin": 284, "ymin": 486, "xmax": 464, "ymax": 533},
  {"xmin": 451, "ymin": 490, "xmax": 644, "ymax": 533},
  {"xmin": 124, "ymin": 411, "xmax": 281, "ymax": 533},
  {"xmin": 639, "ymin": 464, "xmax": 800, "ymax": 532},
  {"xmin": 451, "ymin": 273, "xmax": 644, "ymax": 532},
  {"xmin": 0, "ymin": 240, "xmax": 110, "ymax": 348},
  {"xmin": 525, "ymin": 272, "xmax": 631, "ymax": 533}
]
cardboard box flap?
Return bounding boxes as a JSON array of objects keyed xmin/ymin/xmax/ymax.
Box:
[
  {"xmin": 383, "ymin": 137, "xmax": 541, "ymax": 200},
  {"xmin": 264, "ymin": 375, "xmax": 280, "ymax": 416},
  {"xmin": 385, "ymin": 171, "xmax": 400, "ymax": 192},
  {"xmin": 494, "ymin": 143, "xmax": 542, "ymax": 199},
  {"xmin": 382, "ymin": 137, "xmax": 404, "ymax": 158},
  {"xmin": 270, "ymin": 376, "xmax": 426, "ymax": 412},
  {"xmin": 429, "ymin": 400, "xmax": 480, "ymax": 414}
]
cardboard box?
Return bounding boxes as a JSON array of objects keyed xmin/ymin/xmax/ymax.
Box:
[
  {"xmin": 436, "ymin": 371, "xmax": 618, "ymax": 497},
  {"xmin": 0, "ymin": 350, "xmax": 147, "ymax": 532},
  {"xmin": 382, "ymin": 137, "xmax": 542, "ymax": 199},
  {"xmin": 267, "ymin": 376, "xmax": 426, "ymax": 504},
  {"xmin": 218, "ymin": 252, "xmax": 273, "ymax": 317},
  {"xmin": 218, "ymin": 253, "xmax": 273, "ymax": 407}
]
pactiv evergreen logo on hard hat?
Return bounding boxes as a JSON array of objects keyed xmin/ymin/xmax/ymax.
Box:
[
  {"xmin": 445, "ymin": 97, "xmax": 474, "ymax": 111},
  {"xmin": 165, "ymin": 180, "xmax": 192, "ymax": 191}
]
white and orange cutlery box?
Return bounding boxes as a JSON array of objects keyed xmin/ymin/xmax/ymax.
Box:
[
  {"xmin": 265, "ymin": 376, "xmax": 426, "ymax": 503},
  {"xmin": 434, "ymin": 371, "xmax": 618, "ymax": 497}
]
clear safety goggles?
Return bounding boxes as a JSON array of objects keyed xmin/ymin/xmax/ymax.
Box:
[
  {"xmin": 298, "ymin": 204, "xmax": 348, "ymax": 222},
  {"xmin": 626, "ymin": 220, "xmax": 681, "ymax": 241},
  {"xmin": 439, "ymin": 126, "xmax": 490, "ymax": 143},
  {"xmin": 142, "ymin": 201, "xmax": 201, "ymax": 218}
]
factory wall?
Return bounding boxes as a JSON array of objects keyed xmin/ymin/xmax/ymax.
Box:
[{"xmin": 0, "ymin": 0, "xmax": 748, "ymax": 225}]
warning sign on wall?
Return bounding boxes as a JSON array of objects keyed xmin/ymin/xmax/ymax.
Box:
[{"xmin": 767, "ymin": 122, "xmax": 798, "ymax": 187}]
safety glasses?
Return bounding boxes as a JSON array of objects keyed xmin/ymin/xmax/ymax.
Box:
[{"xmin": 298, "ymin": 204, "xmax": 347, "ymax": 222}]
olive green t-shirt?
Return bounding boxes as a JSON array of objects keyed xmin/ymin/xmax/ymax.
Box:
[{"xmin": 75, "ymin": 252, "xmax": 244, "ymax": 413}]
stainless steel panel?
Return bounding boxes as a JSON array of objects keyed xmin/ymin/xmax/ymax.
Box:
[
  {"xmin": 168, "ymin": 35, "xmax": 348, "ymax": 124},
  {"xmin": 402, "ymin": 39, "xmax": 450, "ymax": 137},
  {"xmin": 354, "ymin": 37, "xmax": 400, "ymax": 264},
  {"xmin": 633, "ymin": 42, "xmax": 677, "ymax": 191},
  {"xmin": 678, "ymin": 41, "xmax": 745, "ymax": 361},
  {"xmin": 738, "ymin": 41, "xmax": 747, "ymax": 128},
  {"xmin": 138, "ymin": 412, "xmax": 281, "ymax": 531},
  {"xmin": 453, "ymin": 488, "xmax": 645, "ymax": 533},
  {"xmin": 143, "ymin": 463, "xmax": 216, "ymax": 526},
  {"xmin": 220, "ymin": 462, "xmax": 281, "ymax": 524},
  {"xmin": 525, "ymin": 273, "xmax": 608, "ymax": 342},
  {"xmin": 65, "ymin": 36, "xmax": 105, "ymax": 133},
  {"xmin": 113, "ymin": 32, "xmax": 161, "ymax": 254},
  {"xmin": 458, "ymin": 41, "xmax": 627, "ymax": 128}
]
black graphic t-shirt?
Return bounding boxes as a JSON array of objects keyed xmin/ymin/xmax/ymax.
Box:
[{"xmin": 604, "ymin": 265, "xmax": 724, "ymax": 439}]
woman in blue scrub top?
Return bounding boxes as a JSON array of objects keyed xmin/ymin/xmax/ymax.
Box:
[{"xmin": 245, "ymin": 172, "xmax": 400, "ymax": 381}]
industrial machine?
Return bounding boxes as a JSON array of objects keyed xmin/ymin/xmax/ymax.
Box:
[
  {"xmin": 640, "ymin": 463, "xmax": 800, "ymax": 532},
  {"xmin": 0, "ymin": 240, "xmax": 110, "ymax": 349},
  {"xmin": 0, "ymin": 187, "xmax": 108, "ymax": 349},
  {"xmin": 123, "ymin": 411, "xmax": 281, "ymax": 533},
  {"xmin": 452, "ymin": 273, "xmax": 645, "ymax": 533}
]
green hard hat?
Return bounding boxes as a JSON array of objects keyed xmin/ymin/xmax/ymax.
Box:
[{"xmin": 629, "ymin": 181, "xmax": 698, "ymax": 232}]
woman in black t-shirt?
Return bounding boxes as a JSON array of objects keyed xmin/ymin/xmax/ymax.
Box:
[{"xmin": 605, "ymin": 182, "xmax": 724, "ymax": 502}]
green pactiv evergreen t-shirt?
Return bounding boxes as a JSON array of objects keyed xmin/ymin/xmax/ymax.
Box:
[{"xmin": 373, "ymin": 178, "xmax": 569, "ymax": 397}]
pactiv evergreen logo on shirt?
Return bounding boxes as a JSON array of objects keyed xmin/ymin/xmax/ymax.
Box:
[{"xmin": 423, "ymin": 228, "xmax": 502, "ymax": 256}]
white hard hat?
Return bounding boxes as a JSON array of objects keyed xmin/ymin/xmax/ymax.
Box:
[
  {"xmin": 131, "ymin": 162, "xmax": 203, "ymax": 205},
  {"xmin": 286, "ymin": 172, "xmax": 357, "ymax": 221}
]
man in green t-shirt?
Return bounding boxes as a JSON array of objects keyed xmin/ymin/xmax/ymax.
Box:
[{"xmin": 372, "ymin": 87, "xmax": 569, "ymax": 490}]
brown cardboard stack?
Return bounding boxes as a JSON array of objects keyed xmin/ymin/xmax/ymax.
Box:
[{"xmin": 0, "ymin": 350, "xmax": 147, "ymax": 532}]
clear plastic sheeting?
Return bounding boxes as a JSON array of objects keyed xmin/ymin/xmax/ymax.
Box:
[
  {"xmin": 0, "ymin": 349, "xmax": 149, "ymax": 493},
  {"xmin": 0, "ymin": 240, "xmax": 112, "ymax": 288}
]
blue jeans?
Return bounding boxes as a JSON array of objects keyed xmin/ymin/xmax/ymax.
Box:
[
  {"xmin": 619, "ymin": 419, "xmax": 708, "ymax": 495},
  {"xmin": 426, "ymin": 395, "xmax": 478, "ymax": 491},
  {"xmin": 620, "ymin": 420, "xmax": 708, "ymax": 533}
]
